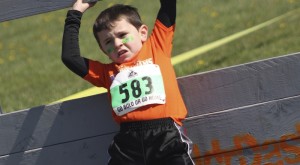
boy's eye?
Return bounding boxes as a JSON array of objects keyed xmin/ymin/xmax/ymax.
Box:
[
  {"xmin": 105, "ymin": 40, "xmax": 111, "ymax": 45},
  {"xmin": 119, "ymin": 33, "xmax": 127, "ymax": 38}
]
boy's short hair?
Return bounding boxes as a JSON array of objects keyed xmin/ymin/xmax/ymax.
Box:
[{"xmin": 93, "ymin": 4, "xmax": 143, "ymax": 45}]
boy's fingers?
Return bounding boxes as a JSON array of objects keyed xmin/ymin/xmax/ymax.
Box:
[{"xmin": 83, "ymin": 0, "xmax": 101, "ymax": 3}]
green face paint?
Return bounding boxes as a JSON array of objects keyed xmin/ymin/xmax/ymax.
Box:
[
  {"xmin": 105, "ymin": 36, "xmax": 133, "ymax": 54},
  {"xmin": 106, "ymin": 47, "xmax": 114, "ymax": 54},
  {"xmin": 122, "ymin": 36, "xmax": 134, "ymax": 44}
]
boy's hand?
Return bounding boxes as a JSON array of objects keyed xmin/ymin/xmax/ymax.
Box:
[
  {"xmin": 83, "ymin": 0, "xmax": 101, "ymax": 3},
  {"xmin": 72, "ymin": 0, "xmax": 97, "ymax": 13}
]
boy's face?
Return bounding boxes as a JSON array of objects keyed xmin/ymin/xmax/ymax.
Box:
[{"xmin": 97, "ymin": 18, "xmax": 148, "ymax": 64}]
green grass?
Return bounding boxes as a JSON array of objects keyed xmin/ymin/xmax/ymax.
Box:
[{"xmin": 0, "ymin": 0, "xmax": 299, "ymax": 113}]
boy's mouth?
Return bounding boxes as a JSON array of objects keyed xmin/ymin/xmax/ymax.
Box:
[{"xmin": 118, "ymin": 50, "xmax": 127, "ymax": 57}]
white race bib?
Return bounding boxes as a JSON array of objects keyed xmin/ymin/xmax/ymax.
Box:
[{"xmin": 110, "ymin": 64, "xmax": 166, "ymax": 116}]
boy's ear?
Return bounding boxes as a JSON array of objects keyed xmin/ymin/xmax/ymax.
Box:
[{"xmin": 139, "ymin": 25, "xmax": 148, "ymax": 42}]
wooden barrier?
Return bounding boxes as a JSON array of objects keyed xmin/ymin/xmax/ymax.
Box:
[
  {"xmin": 1, "ymin": 1, "xmax": 300, "ymax": 164},
  {"xmin": 0, "ymin": 0, "xmax": 73, "ymax": 22},
  {"xmin": 0, "ymin": 52, "xmax": 299, "ymax": 165}
]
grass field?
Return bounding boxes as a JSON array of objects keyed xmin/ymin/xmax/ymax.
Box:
[{"xmin": 0, "ymin": 0, "xmax": 299, "ymax": 113}]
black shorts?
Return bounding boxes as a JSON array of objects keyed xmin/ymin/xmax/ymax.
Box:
[{"xmin": 108, "ymin": 118, "xmax": 195, "ymax": 165}]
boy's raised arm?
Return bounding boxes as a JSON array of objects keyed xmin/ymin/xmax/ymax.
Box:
[
  {"xmin": 157, "ymin": 0, "xmax": 176, "ymax": 27},
  {"xmin": 61, "ymin": 10, "xmax": 89, "ymax": 78},
  {"xmin": 61, "ymin": 0, "xmax": 96, "ymax": 78}
]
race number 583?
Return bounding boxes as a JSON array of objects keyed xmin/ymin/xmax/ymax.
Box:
[{"xmin": 119, "ymin": 76, "xmax": 153, "ymax": 103}]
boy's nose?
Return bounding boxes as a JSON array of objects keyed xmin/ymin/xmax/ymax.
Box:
[{"xmin": 114, "ymin": 38, "xmax": 123, "ymax": 48}]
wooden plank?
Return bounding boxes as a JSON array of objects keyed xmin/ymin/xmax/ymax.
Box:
[
  {"xmin": 0, "ymin": 53, "xmax": 299, "ymax": 157},
  {"xmin": 178, "ymin": 52, "xmax": 300, "ymax": 117},
  {"xmin": 0, "ymin": 133, "xmax": 115, "ymax": 165},
  {"xmin": 0, "ymin": 94, "xmax": 118, "ymax": 156},
  {"xmin": 0, "ymin": 53, "xmax": 299, "ymax": 164},
  {"xmin": 193, "ymin": 139, "xmax": 300, "ymax": 165},
  {"xmin": 0, "ymin": 0, "xmax": 73, "ymax": 22},
  {"xmin": 186, "ymin": 95, "xmax": 300, "ymax": 164},
  {"xmin": 1, "ymin": 96, "xmax": 299, "ymax": 165},
  {"xmin": 1, "ymin": 134, "xmax": 298, "ymax": 165}
]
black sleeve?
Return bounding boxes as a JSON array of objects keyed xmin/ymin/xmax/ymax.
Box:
[
  {"xmin": 61, "ymin": 10, "xmax": 89, "ymax": 78},
  {"xmin": 157, "ymin": 0, "xmax": 176, "ymax": 27}
]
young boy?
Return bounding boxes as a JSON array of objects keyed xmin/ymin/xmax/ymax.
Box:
[{"xmin": 62, "ymin": 0, "xmax": 194, "ymax": 164}]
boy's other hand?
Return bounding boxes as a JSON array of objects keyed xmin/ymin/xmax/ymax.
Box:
[{"xmin": 72, "ymin": 0, "xmax": 96, "ymax": 13}]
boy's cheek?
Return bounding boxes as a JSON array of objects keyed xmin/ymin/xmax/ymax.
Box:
[
  {"xmin": 122, "ymin": 36, "xmax": 134, "ymax": 44},
  {"xmin": 106, "ymin": 47, "xmax": 115, "ymax": 54}
]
